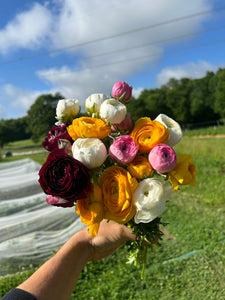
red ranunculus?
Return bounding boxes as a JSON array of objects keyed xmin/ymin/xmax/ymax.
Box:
[
  {"xmin": 42, "ymin": 125, "xmax": 73, "ymax": 152},
  {"xmin": 39, "ymin": 150, "xmax": 90, "ymax": 205}
]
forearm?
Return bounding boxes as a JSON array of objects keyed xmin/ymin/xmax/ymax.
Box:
[{"xmin": 18, "ymin": 227, "xmax": 92, "ymax": 300}]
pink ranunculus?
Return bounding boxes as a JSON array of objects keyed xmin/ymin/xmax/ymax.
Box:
[
  {"xmin": 112, "ymin": 81, "xmax": 133, "ymax": 101},
  {"xmin": 46, "ymin": 195, "xmax": 75, "ymax": 208},
  {"xmin": 109, "ymin": 135, "xmax": 139, "ymax": 165},
  {"xmin": 148, "ymin": 144, "xmax": 177, "ymax": 173},
  {"xmin": 112, "ymin": 113, "xmax": 133, "ymax": 133}
]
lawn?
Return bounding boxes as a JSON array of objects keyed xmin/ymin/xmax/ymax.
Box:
[{"xmin": 0, "ymin": 128, "xmax": 225, "ymax": 299}]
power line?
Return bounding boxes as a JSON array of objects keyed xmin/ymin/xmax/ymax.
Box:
[
  {"xmin": 7, "ymin": 38, "xmax": 225, "ymax": 84},
  {"xmin": 1, "ymin": 6, "xmax": 225, "ymax": 65},
  {"xmin": 2, "ymin": 24, "xmax": 225, "ymax": 76}
]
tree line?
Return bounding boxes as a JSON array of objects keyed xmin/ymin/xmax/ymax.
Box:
[{"xmin": 1, "ymin": 68, "xmax": 225, "ymax": 148}]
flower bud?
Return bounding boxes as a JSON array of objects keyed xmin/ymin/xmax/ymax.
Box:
[
  {"xmin": 111, "ymin": 113, "xmax": 133, "ymax": 133},
  {"xmin": 112, "ymin": 81, "xmax": 132, "ymax": 101},
  {"xmin": 148, "ymin": 144, "xmax": 177, "ymax": 173},
  {"xmin": 100, "ymin": 99, "xmax": 127, "ymax": 124},
  {"xmin": 72, "ymin": 138, "xmax": 107, "ymax": 169},
  {"xmin": 155, "ymin": 114, "xmax": 182, "ymax": 147},
  {"xmin": 133, "ymin": 178, "xmax": 172, "ymax": 224},
  {"xmin": 56, "ymin": 99, "xmax": 80, "ymax": 124},
  {"xmin": 85, "ymin": 93, "xmax": 108, "ymax": 116},
  {"xmin": 109, "ymin": 135, "xmax": 139, "ymax": 165}
]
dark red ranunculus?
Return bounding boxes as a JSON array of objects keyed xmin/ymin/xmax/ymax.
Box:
[
  {"xmin": 42, "ymin": 125, "xmax": 73, "ymax": 152},
  {"xmin": 39, "ymin": 150, "xmax": 90, "ymax": 205}
]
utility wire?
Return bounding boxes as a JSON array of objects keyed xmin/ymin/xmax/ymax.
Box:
[
  {"xmin": 1, "ymin": 6, "xmax": 225, "ymax": 65},
  {"xmin": 7, "ymin": 38, "xmax": 225, "ymax": 84},
  {"xmin": 2, "ymin": 24, "xmax": 225, "ymax": 76}
]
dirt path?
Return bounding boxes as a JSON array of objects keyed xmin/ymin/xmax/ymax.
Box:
[{"xmin": 192, "ymin": 134, "xmax": 225, "ymax": 138}]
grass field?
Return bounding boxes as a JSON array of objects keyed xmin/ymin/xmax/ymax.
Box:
[{"xmin": 0, "ymin": 127, "xmax": 225, "ymax": 299}]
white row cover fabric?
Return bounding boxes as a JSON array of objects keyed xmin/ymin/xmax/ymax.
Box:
[{"xmin": 0, "ymin": 159, "xmax": 84, "ymax": 276}]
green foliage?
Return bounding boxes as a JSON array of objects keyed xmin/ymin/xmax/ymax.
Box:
[
  {"xmin": 214, "ymin": 68, "xmax": 225, "ymax": 118},
  {"xmin": 0, "ymin": 116, "xmax": 30, "ymax": 148},
  {"xmin": 26, "ymin": 92, "xmax": 64, "ymax": 142},
  {"xmin": 128, "ymin": 69, "xmax": 225, "ymax": 126}
]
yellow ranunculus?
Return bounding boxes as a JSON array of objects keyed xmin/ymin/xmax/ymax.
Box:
[
  {"xmin": 67, "ymin": 116, "xmax": 111, "ymax": 140},
  {"xmin": 168, "ymin": 154, "xmax": 198, "ymax": 191},
  {"xmin": 76, "ymin": 184, "xmax": 104, "ymax": 237},
  {"xmin": 130, "ymin": 117, "xmax": 170, "ymax": 153},
  {"xmin": 128, "ymin": 156, "xmax": 153, "ymax": 179},
  {"xmin": 98, "ymin": 166, "xmax": 138, "ymax": 224}
]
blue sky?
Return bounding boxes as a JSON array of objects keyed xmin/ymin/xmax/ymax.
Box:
[{"xmin": 0, "ymin": 0, "xmax": 225, "ymax": 119}]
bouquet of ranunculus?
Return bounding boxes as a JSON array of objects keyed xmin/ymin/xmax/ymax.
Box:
[{"xmin": 39, "ymin": 81, "xmax": 198, "ymax": 277}]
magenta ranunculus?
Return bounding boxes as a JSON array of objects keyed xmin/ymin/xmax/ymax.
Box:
[
  {"xmin": 112, "ymin": 81, "xmax": 133, "ymax": 101},
  {"xmin": 109, "ymin": 135, "xmax": 139, "ymax": 165},
  {"xmin": 42, "ymin": 125, "xmax": 73, "ymax": 152},
  {"xmin": 112, "ymin": 113, "xmax": 133, "ymax": 133},
  {"xmin": 148, "ymin": 144, "xmax": 177, "ymax": 173},
  {"xmin": 46, "ymin": 195, "xmax": 75, "ymax": 208},
  {"xmin": 39, "ymin": 149, "xmax": 91, "ymax": 205}
]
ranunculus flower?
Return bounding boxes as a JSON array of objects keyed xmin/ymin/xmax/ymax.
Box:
[
  {"xmin": 46, "ymin": 195, "xmax": 74, "ymax": 208},
  {"xmin": 111, "ymin": 113, "xmax": 133, "ymax": 133},
  {"xmin": 72, "ymin": 138, "xmax": 107, "ymax": 169},
  {"xmin": 76, "ymin": 184, "xmax": 104, "ymax": 237},
  {"xmin": 100, "ymin": 99, "xmax": 127, "ymax": 124},
  {"xmin": 67, "ymin": 116, "xmax": 111, "ymax": 140},
  {"xmin": 56, "ymin": 99, "xmax": 80, "ymax": 124},
  {"xmin": 155, "ymin": 114, "xmax": 182, "ymax": 147},
  {"xmin": 133, "ymin": 178, "xmax": 172, "ymax": 224},
  {"xmin": 39, "ymin": 150, "xmax": 90, "ymax": 205},
  {"xmin": 109, "ymin": 135, "xmax": 139, "ymax": 165},
  {"xmin": 168, "ymin": 154, "xmax": 198, "ymax": 191},
  {"xmin": 98, "ymin": 166, "xmax": 138, "ymax": 224},
  {"xmin": 130, "ymin": 117, "xmax": 170, "ymax": 153},
  {"xmin": 112, "ymin": 81, "xmax": 133, "ymax": 101},
  {"xmin": 128, "ymin": 156, "xmax": 153, "ymax": 179},
  {"xmin": 85, "ymin": 93, "xmax": 108, "ymax": 116},
  {"xmin": 148, "ymin": 144, "xmax": 177, "ymax": 173},
  {"xmin": 42, "ymin": 125, "xmax": 73, "ymax": 152}
]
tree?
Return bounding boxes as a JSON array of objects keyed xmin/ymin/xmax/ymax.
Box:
[
  {"xmin": 27, "ymin": 93, "xmax": 64, "ymax": 142},
  {"xmin": 214, "ymin": 68, "xmax": 225, "ymax": 119}
]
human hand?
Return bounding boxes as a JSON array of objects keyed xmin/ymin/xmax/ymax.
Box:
[{"xmin": 80, "ymin": 220, "xmax": 136, "ymax": 261}]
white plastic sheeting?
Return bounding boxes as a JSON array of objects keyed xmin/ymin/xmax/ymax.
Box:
[{"xmin": 0, "ymin": 159, "xmax": 84, "ymax": 275}]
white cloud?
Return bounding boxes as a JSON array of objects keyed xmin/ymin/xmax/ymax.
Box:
[
  {"xmin": 1, "ymin": 84, "xmax": 48, "ymax": 119},
  {"xmin": 0, "ymin": 104, "xmax": 5, "ymax": 119},
  {"xmin": 0, "ymin": 3, "xmax": 52, "ymax": 54},
  {"xmin": 156, "ymin": 61, "xmax": 223, "ymax": 86},
  {"xmin": 0, "ymin": 0, "xmax": 216, "ymax": 118},
  {"xmin": 132, "ymin": 87, "xmax": 144, "ymax": 99}
]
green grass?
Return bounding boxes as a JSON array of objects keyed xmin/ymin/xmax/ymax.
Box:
[
  {"xmin": 1, "ymin": 130, "xmax": 225, "ymax": 299},
  {"xmin": 182, "ymin": 125, "xmax": 225, "ymax": 137}
]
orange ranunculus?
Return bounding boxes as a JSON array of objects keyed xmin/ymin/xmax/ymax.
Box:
[
  {"xmin": 130, "ymin": 117, "xmax": 170, "ymax": 153},
  {"xmin": 76, "ymin": 184, "xmax": 104, "ymax": 237},
  {"xmin": 98, "ymin": 166, "xmax": 138, "ymax": 224},
  {"xmin": 67, "ymin": 116, "xmax": 111, "ymax": 140},
  {"xmin": 128, "ymin": 156, "xmax": 153, "ymax": 179},
  {"xmin": 168, "ymin": 154, "xmax": 198, "ymax": 191}
]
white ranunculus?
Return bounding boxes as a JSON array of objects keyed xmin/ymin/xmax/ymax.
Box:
[
  {"xmin": 72, "ymin": 138, "xmax": 107, "ymax": 169},
  {"xmin": 100, "ymin": 99, "xmax": 127, "ymax": 124},
  {"xmin": 56, "ymin": 99, "xmax": 80, "ymax": 124},
  {"xmin": 133, "ymin": 178, "xmax": 172, "ymax": 224},
  {"xmin": 155, "ymin": 114, "xmax": 182, "ymax": 147},
  {"xmin": 85, "ymin": 93, "xmax": 108, "ymax": 116}
]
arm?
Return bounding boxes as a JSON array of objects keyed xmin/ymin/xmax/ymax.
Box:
[{"xmin": 17, "ymin": 220, "xmax": 135, "ymax": 300}]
